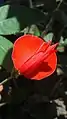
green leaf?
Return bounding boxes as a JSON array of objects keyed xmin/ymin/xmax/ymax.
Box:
[
  {"xmin": 0, "ymin": 4, "xmax": 9, "ymax": 21},
  {"xmin": 59, "ymin": 36, "xmax": 64, "ymax": 45},
  {"xmin": 29, "ymin": 25, "xmax": 40, "ymax": 36},
  {"xmin": 57, "ymin": 45, "xmax": 64, "ymax": 52},
  {"xmin": 59, "ymin": 36, "xmax": 67, "ymax": 46},
  {"xmin": 0, "ymin": 5, "xmax": 47, "ymax": 35},
  {"xmin": 43, "ymin": 32, "xmax": 53, "ymax": 42},
  {"xmin": 0, "ymin": 36, "xmax": 13, "ymax": 72},
  {"xmin": 64, "ymin": 38, "xmax": 67, "ymax": 46}
]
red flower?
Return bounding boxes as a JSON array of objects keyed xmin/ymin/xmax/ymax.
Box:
[{"xmin": 12, "ymin": 34, "xmax": 58, "ymax": 80}]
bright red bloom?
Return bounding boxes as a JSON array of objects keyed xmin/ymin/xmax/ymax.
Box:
[{"xmin": 12, "ymin": 34, "xmax": 58, "ymax": 80}]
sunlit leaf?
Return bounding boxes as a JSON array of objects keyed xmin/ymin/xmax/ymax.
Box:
[
  {"xmin": 43, "ymin": 32, "xmax": 53, "ymax": 42},
  {"xmin": 57, "ymin": 45, "xmax": 64, "ymax": 52},
  {"xmin": 0, "ymin": 36, "xmax": 13, "ymax": 72},
  {"xmin": 29, "ymin": 25, "xmax": 40, "ymax": 36}
]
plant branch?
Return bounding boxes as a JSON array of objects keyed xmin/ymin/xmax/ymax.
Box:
[
  {"xmin": 0, "ymin": 76, "xmax": 12, "ymax": 85},
  {"xmin": 49, "ymin": 76, "xmax": 63, "ymax": 99},
  {"xmin": 55, "ymin": 0, "xmax": 63, "ymax": 11},
  {"xmin": 41, "ymin": 17, "xmax": 53, "ymax": 38},
  {"xmin": 29, "ymin": 0, "xmax": 33, "ymax": 8},
  {"xmin": 0, "ymin": 67, "xmax": 19, "ymax": 85}
]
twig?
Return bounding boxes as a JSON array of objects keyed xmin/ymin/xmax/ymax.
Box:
[
  {"xmin": 41, "ymin": 17, "xmax": 53, "ymax": 38},
  {"xmin": 49, "ymin": 76, "xmax": 63, "ymax": 99},
  {"xmin": 0, "ymin": 76, "xmax": 12, "ymax": 85},
  {"xmin": 29, "ymin": 0, "xmax": 33, "ymax": 8},
  {"xmin": 45, "ymin": 18, "xmax": 53, "ymax": 31},
  {"xmin": 0, "ymin": 102, "xmax": 7, "ymax": 107},
  {"xmin": 54, "ymin": 0, "xmax": 63, "ymax": 11},
  {"xmin": 0, "ymin": 67, "xmax": 18, "ymax": 86},
  {"xmin": 13, "ymin": 78, "xmax": 18, "ymax": 88}
]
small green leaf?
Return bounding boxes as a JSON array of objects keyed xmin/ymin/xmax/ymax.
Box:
[
  {"xmin": 57, "ymin": 45, "xmax": 64, "ymax": 52},
  {"xmin": 59, "ymin": 36, "xmax": 64, "ymax": 45},
  {"xmin": 64, "ymin": 38, "xmax": 67, "ymax": 46},
  {"xmin": 29, "ymin": 25, "xmax": 40, "ymax": 36},
  {"xmin": 0, "ymin": 5, "xmax": 47, "ymax": 35},
  {"xmin": 43, "ymin": 32, "xmax": 53, "ymax": 42},
  {"xmin": 23, "ymin": 27, "xmax": 29, "ymax": 35},
  {"xmin": 59, "ymin": 36, "xmax": 67, "ymax": 46},
  {"xmin": 0, "ymin": 36, "xmax": 13, "ymax": 72}
]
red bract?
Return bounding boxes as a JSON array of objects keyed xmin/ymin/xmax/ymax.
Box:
[{"xmin": 12, "ymin": 34, "xmax": 58, "ymax": 80}]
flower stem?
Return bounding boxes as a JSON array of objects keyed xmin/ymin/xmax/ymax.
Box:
[{"xmin": 0, "ymin": 76, "xmax": 12, "ymax": 85}]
